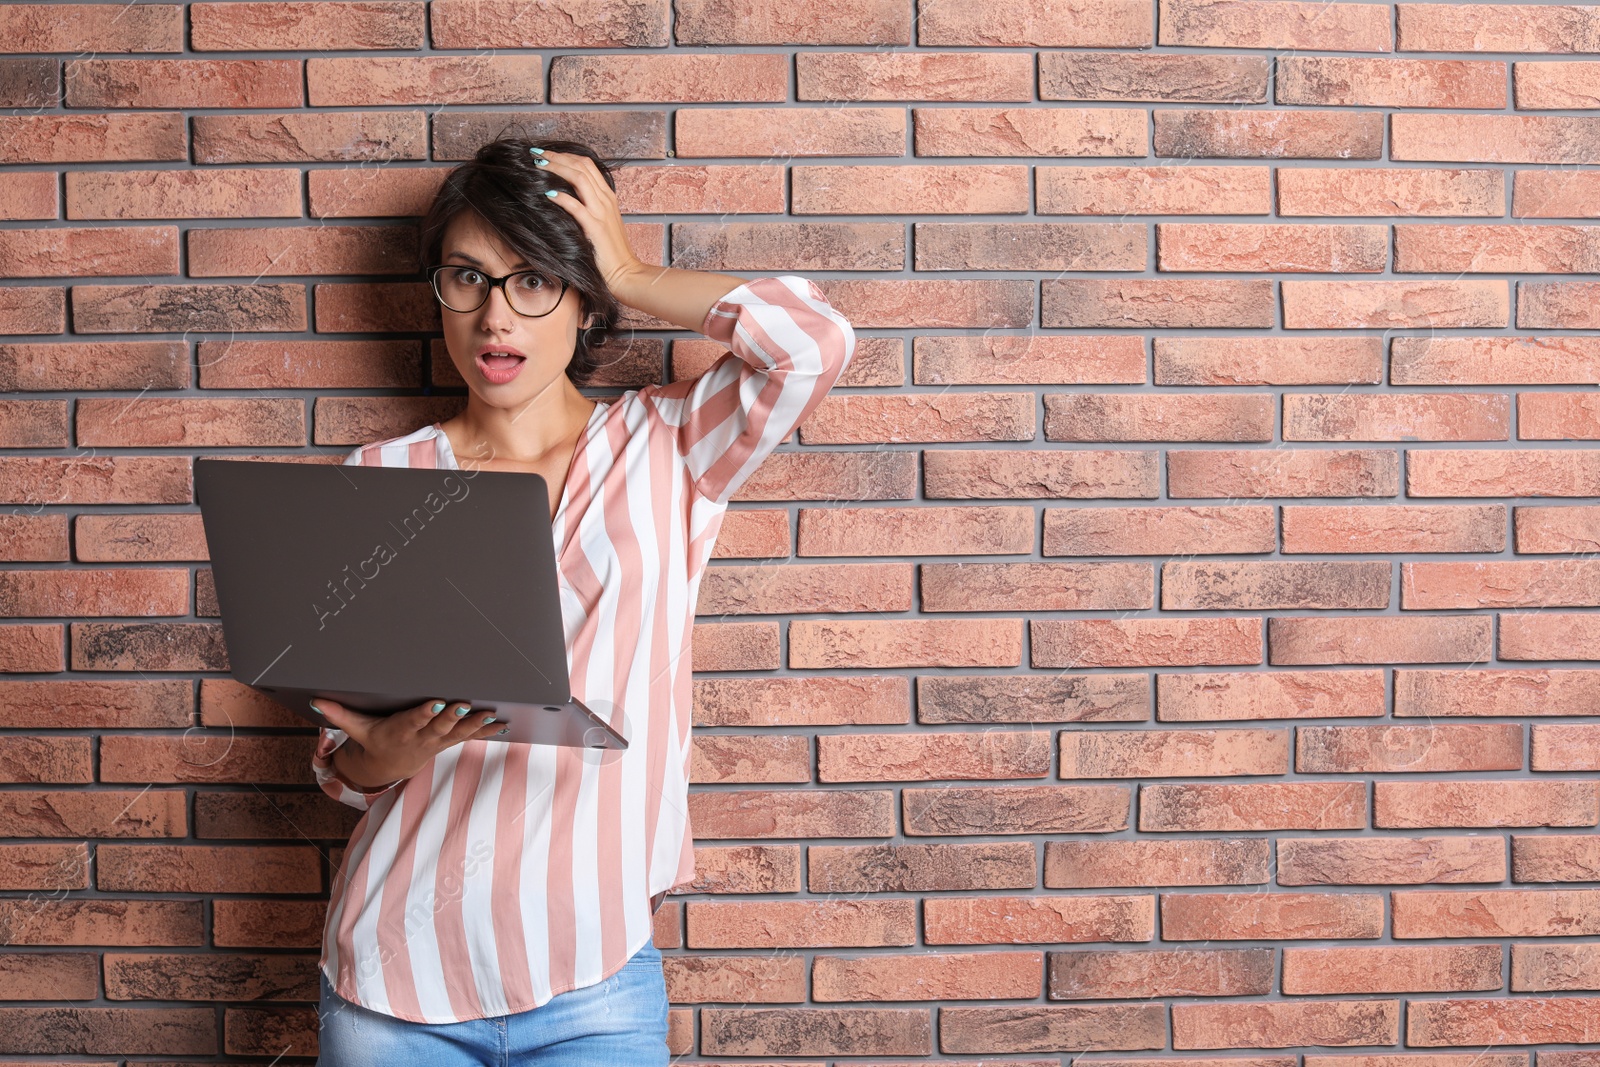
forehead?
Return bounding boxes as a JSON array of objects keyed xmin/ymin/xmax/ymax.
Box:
[{"xmin": 439, "ymin": 213, "xmax": 532, "ymax": 269}]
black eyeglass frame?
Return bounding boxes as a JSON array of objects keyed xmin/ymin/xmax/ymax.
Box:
[{"xmin": 427, "ymin": 264, "xmax": 569, "ymax": 318}]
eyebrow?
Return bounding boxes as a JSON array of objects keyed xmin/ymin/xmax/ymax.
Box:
[{"xmin": 445, "ymin": 251, "xmax": 533, "ymax": 270}]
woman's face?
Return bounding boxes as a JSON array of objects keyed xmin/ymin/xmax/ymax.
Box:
[{"xmin": 435, "ymin": 210, "xmax": 587, "ymax": 406}]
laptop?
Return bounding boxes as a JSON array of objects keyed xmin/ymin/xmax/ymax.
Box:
[{"xmin": 194, "ymin": 456, "xmax": 628, "ymax": 752}]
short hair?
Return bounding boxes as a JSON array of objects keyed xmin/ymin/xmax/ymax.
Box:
[{"xmin": 418, "ymin": 136, "xmax": 627, "ymax": 387}]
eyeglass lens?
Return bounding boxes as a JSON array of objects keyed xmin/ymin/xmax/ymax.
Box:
[{"xmin": 435, "ymin": 267, "xmax": 561, "ymax": 316}]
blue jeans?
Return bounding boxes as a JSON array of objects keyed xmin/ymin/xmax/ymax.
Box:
[{"xmin": 315, "ymin": 939, "xmax": 669, "ymax": 1066}]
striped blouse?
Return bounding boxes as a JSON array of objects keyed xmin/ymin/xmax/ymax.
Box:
[{"xmin": 309, "ymin": 274, "xmax": 855, "ymax": 1023}]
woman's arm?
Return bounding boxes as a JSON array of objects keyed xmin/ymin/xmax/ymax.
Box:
[{"xmin": 608, "ymin": 262, "xmax": 748, "ymax": 333}]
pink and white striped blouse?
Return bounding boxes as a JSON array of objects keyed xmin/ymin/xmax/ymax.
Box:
[{"xmin": 309, "ymin": 275, "xmax": 855, "ymax": 1023}]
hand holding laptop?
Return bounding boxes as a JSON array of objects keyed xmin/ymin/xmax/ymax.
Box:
[{"xmin": 311, "ymin": 696, "xmax": 509, "ymax": 789}]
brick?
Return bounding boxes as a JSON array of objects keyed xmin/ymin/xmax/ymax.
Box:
[
  {"xmin": 0, "ymin": 625, "xmax": 64, "ymax": 672},
  {"xmin": 1283, "ymin": 945, "xmax": 1503, "ymax": 994},
  {"xmin": 1034, "ymin": 618, "xmax": 1261, "ymax": 668},
  {"xmin": 190, "ymin": 2, "xmax": 424, "ymax": 51},
  {"xmin": 1409, "ymin": 997, "xmax": 1600, "ymax": 1046},
  {"xmin": 914, "ymin": 333, "xmax": 1145, "ymax": 384},
  {"xmin": 1160, "ymin": 891, "xmax": 1384, "ymax": 940},
  {"xmin": 1045, "ymin": 393, "xmax": 1273, "ymax": 442},
  {"xmin": 1139, "ymin": 782, "xmax": 1367, "ymax": 831},
  {"xmin": 72, "ymin": 283, "xmax": 307, "ymax": 333},
  {"xmin": 1060, "ymin": 728, "xmax": 1289, "ymax": 778},
  {"xmin": 1398, "ymin": 224, "xmax": 1600, "ymax": 274},
  {"xmin": 799, "ymin": 51, "xmax": 1033, "ymax": 101},
  {"xmin": 1297, "ymin": 724, "xmax": 1523, "ymax": 773},
  {"xmin": 673, "ymin": 221, "xmax": 903, "ymax": 272},
  {"xmin": 693, "ymin": 676, "xmax": 910, "ymax": 727},
  {"xmin": 922, "ymin": 562, "xmax": 1153, "ymax": 612},
  {"xmin": 671, "ymin": 845, "xmax": 800, "ymax": 895},
  {"xmin": 1283, "ymin": 280, "xmax": 1509, "ymax": 328},
  {"xmin": 71, "ymin": 622, "xmax": 227, "ymax": 672},
  {"xmin": 1516, "ymin": 831, "xmax": 1600, "ymax": 883},
  {"xmin": 1396, "ymin": 888, "xmax": 1600, "ymax": 939},
  {"xmin": 0, "ymin": 513, "xmax": 67, "ymax": 562},
  {"xmin": 685, "ymin": 788, "xmax": 893, "ymax": 838},
  {"xmin": 1404, "ymin": 559, "xmax": 1600, "ymax": 608},
  {"xmin": 1520, "ymin": 391, "xmax": 1600, "ymax": 438},
  {"xmin": 1277, "ymin": 836, "xmax": 1508, "ymax": 886},
  {"xmin": 200, "ymin": 339, "xmax": 420, "ymax": 390},
  {"xmin": 1168, "ymin": 448, "xmax": 1399, "ymax": 498},
  {"xmin": 1039, "ymin": 164, "xmax": 1272, "ymax": 214},
  {"xmin": 1160, "ymin": 0, "xmax": 1391, "ymax": 49},
  {"xmin": 1397, "ymin": 669, "xmax": 1600, "ymax": 717},
  {"xmin": 0, "ymin": 287, "xmax": 62, "ymax": 336},
  {"xmin": 814, "ymin": 950, "xmax": 1043, "ymax": 1001},
  {"xmin": 676, "ymin": 0, "xmax": 907, "ymax": 45},
  {"xmin": 1376, "ymin": 780, "xmax": 1599, "ymax": 828},
  {"xmin": 77, "ymin": 397, "xmax": 305, "ymax": 448},
  {"xmin": 1511, "ymin": 943, "xmax": 1600, "ymax": 991},
  {"xmin": 791, "ymin": 618, "xmax": 1023, "ymax": 668},
  {"xmin": 1285, "ymin": 392, "xmax": 1509, "ymax": 441},
  {"xmin": 1041, "ymin": 52, "xmax": 1268, "ymax": 102},
  {"xmin": 691, "ymin": 620, "xmax": 780, "ymax": 671},
  {"xmin": 919, "ymin": 0, "xmax": 1153, "ymax": 46},
  {"xmin": 691, "ymin": 734, "xmax": 809, "ymax": 784},
  {"xmin": 1392, "ymin": 114, "xmax": 1600, "ymax": 165},
  {"xmin": 915, "ymin": 107, "xmax": 1146, "ymax": 157},
  {"xmin": 808, "ymin": 842, "xmax": 1036, "ymax": 892},
  {"xmin": 1392, "ymin": 336, "xmax": 1600, "ymax": 384},
  {"xmin": 1046, "ymin": 506, "xmax": 1275, "ymax": 556},
  {"xmin": 1283, "ymin": 505, "xmax": 1505, "ymax": 553},
  {"xmin": 1044, "ymin": 838, "xmax": 1270, "ymax": 888},
  {"xmin": 915, "ymin": 221, "xmax": 1146, "ymax": 271},
  {"xmin": 1501, "ymin": 613, "xmax": 1600, "ymax": 660},
  {"xmin": 0, "ymin": 399, "xmax": 66, "ymax": 446},
  {"xmin": 924, "ymin": 448, "xmax": 1159, "ymax": 499},
  {"xmin": 1174, "ymin": 1000, "xmax": 1400, "ymax": 1049},
  {"xmin": 819, "ymin": 730, "xmax": 1050, "ymax": 782},
  {"xmin": 1051, "ymin": 947, "xmax": 1273, "ymax": 999},
  {"xmin": 1156, "ymin": 336, "xmax": 1382, "ymax": 385},
  {"xmin": 1268, "ymin": 615, "xmax": 1491, "ymax": 665},
  {"xmin": 1044, "ymin": 278, "xmax": 1275, "ymax": 328},
  {"xmin": 0, "ymin": 569, "xmax": 187, "ymax": 618},
  {"xmin": 67, "ymin": 58, "xmax": 301, "ymax": 108},
  {"xmin": 432, "ymin": 0, "xmax": 668, "ymax": 47},
  {"xmin": 1278, "ymin": 167, "xmax": 1504, "ymax": 217},
  {"xmin": 1397, "ymin": 4, "xmax": 1600, "ymax": 52},
  {"xmin": 1158, "ymin": 222, "xmax": 1387, "ymax": 272},
  {"xmin": 0, "ymin": 114, "xmax": 186, "ymax": 165},
  {"xmin": 1279, "ymin": 58, "xmax": 1506, "ymax": 108},
  {"xmin": 0, "ymin": 224, "xmax": 180, "ymax": 277},
  {"xmin": 1531, "ymin": 724, "xmax": 1600, "ymax": 771},
  {"xmin": 696, "ymin": 562, "xmax": 911, "ymax": 616},
  {"xmin": 0, "ymin": 339, "xmax": 185, "ymax": 391},
  {"xmin": 1156, "ymin": 109, "xmax": 1384, "ymax": 159},
  {"xmin": 1157, "ymin": 670, "xmax": 1386, "ymax": 721},
  {"xmin": 678, "ymin": 106, "xmax": 903, "ymax": 157},
  {"xmin": 1, "ymin": 3, "xmax": 183, "ymax": 52},
  {"xmin": 0, "ymin": 457, "xmax": 190, "ymax": 506},
  {"xmin": 663, "ymin": 953, "xmax": 804, "ymax": 1003},
  {"xmin": 903, "ymin": 784, "xmax": 1131, "ymax": 836},
  {"xmin": 940, "ymin": 1003, "xmax": 1167, "ymax": 1054},
  {"xmin": 1408, "ymin": 449, "xmax": 1600, "ymax": 496},
  {"xmin": 801, "ymin": 391, "xmax": 1035, "ymax": 444},
  {"xmin": 687, "ymin": 899, "xmax": 915, "ymax": 948},
  {"xmin": 793, "ymin": 165, "xmax": 1030, "ymax": 216},
  {"xmin": 193, "ymin": 111, "xmax": 426, "ymax": 164},
  {"xmin": 1515, "ymin": 169, "xmax": 1600, "ymax": 216},
  {"xmin": 1162, "ymin": 561, "xmax": 1390, "ymax": 611},
  {"xmin": 733, "ymin": 449, "xmax": 916, "ymax": 502},
  {"xmin": 918, "ymin": 673, "xmax": 1149, "ymax": 724},
  {"xmin": 701, "ymin": 1006, "xmax": 930, "ymax": 1057},
  {"xmin": 924, "ymin": 894, "xmax": 1154, "ymax": 944},
  {"xmin": 97, "ymin": 845, "xmax": 318, "ymax": 894}
]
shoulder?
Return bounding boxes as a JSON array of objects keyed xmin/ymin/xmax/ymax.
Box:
[{"xmin": 342, "ymin": 422, "xmax": 444, "ymax": 467}]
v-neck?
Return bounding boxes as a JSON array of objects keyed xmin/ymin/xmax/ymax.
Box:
[{"xmin": 431, "ymin": 400, "xmax": 608, "ymax": 557}]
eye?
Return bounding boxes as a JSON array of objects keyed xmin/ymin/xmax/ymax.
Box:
[
  {"xmin": 513, "ymin": 273, "xmax": 548, "ymax": 291},
  {"xmin": 457, "ymin": 268, "xmax": 485, "ymax": 284}
]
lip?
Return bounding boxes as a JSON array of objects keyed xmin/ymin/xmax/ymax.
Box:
[{"xmin": 474, "ymin": 343, "xmax": 528, "ymax": 385}]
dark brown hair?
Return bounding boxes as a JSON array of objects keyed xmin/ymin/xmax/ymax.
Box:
[{"xmin": 418, "ymin": 136, "xmax": 626, "ymax": 386}]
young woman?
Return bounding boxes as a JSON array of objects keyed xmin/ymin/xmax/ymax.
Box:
[{"xmin": 304, "ymin": 138, "xmax": 856, "ymax": 1063}]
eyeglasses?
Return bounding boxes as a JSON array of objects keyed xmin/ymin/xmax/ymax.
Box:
[{"xmin": 428, "ymin": 265, "xmax": 568, "ymax": 317}]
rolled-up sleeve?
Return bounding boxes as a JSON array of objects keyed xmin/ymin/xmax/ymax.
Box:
[
  {"xmin": 645, "ymin": 275, "xmax": 856, "ymax": 506},
  {"xmin": 312, "ymin": 727, "xmax": 402, "ymax": 811}
]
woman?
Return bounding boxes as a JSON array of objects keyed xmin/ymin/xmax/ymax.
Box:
[{"xmin": 305, "ymin": 138, "xmax": 856, "ymax": 1063}]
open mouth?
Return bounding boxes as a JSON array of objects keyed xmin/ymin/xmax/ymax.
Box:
[{"xmin": 476, "ymin": 349, "xmax": 526, "ymax": 383}]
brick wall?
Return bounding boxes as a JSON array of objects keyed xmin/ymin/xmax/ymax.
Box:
[{"xmin": 2, "ymin": 0, "xmax": 1599, "ymax": 1061}]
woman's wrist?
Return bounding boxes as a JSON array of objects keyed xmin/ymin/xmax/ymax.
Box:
[{"xmin": 332, "ymin": 740, "xmax": 403, "ymax": 792}]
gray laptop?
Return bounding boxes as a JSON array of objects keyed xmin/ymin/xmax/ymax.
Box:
[{"xmin": 194, "ymin": 456, "xmax": 628, "ymax": 751}]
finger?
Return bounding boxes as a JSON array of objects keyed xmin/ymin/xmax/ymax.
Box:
[
  {"xmin": 410, "ymin": 698, "xmax": 453, "ymax": 733},
  {"xmin": 535, "ymin": 152, "xmax": 615, "ymax": 210},
  {"xmin": 450, "ymin": 707, "xmax": 501, "ymax": 739},
  {"xmin": 542, "ymin": 186, "xmax": 593, "ymax": 222},
  {"xmin": 425, "ymin": 700, "xmax": 475, "ymax": 737}
]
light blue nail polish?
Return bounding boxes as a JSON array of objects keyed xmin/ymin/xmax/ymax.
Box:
[
  {"xmin": 544, "ymin": 190, "xmax": 557, "ymax": 199},
  {"xmin": 497, "ymin": 727, "xmax": 510, "ymax": 735},
  {"xmin": 309, "ymin": 700, "xmax": 322, "ymax": 715},
  {"xmin": 484, "ymin": 717, "xmax": 497, "ymax": 723},
  {"xmin": 431, "ymin": 702, "xmax": 445, "ymax": 714},
  {"xmin": 534, "ymin": 157, "xmax": 548, "ymax": 167},
  {"xmin": 456, "ymin": 705, "xmax": 473, "ymax": 716},
  {"xmin": 529, "ymin": 146, "xmax": 545, "ymax": 155}
]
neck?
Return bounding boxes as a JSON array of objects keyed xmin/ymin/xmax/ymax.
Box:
[{"xmin": 450, "ymin": 380, "xmax": 596, "ymax": 466}]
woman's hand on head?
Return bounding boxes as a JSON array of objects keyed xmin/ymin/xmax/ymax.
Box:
[
  {"xmin": 533, "ymin": 149, "xmax": 650, "ymax": 294},
  {"xmin": 311, "ymin": 697, "xmax": 506, "ymax": 783}
]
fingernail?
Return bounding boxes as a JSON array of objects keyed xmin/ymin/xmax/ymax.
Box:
[
  {"xmin": 529, "ymin": 146, "xmax": 545, "ymax": 155},
  {"xmin": 455, "ymin": 705, "xmax": 473, "ymax": 716},
  {"xmin": 534, "ymin": 157, "xmax": 548, "ymax": 167},
  {"xmin": 431, "ymin": 702, "xmax": 445, "ymax": 714},
  {"xmin": 484, "ymin": 716, "xmax": 497, "ymax": 723},
  {"xmin": 497, "ymin": 727, "xmax": 510, "ymax": 735},
  {"xmin": 309, "ymin": 701, "xmax": 322, "ymax": 715},
  {"xmin": 544, "ymin": 190, "xmax": 557, "ymax": 199}
]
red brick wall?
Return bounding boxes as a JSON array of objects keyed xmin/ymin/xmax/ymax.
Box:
[{"xmin": 2, "ymin": 0, "xmax": 1599, "ymax": 1061}]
